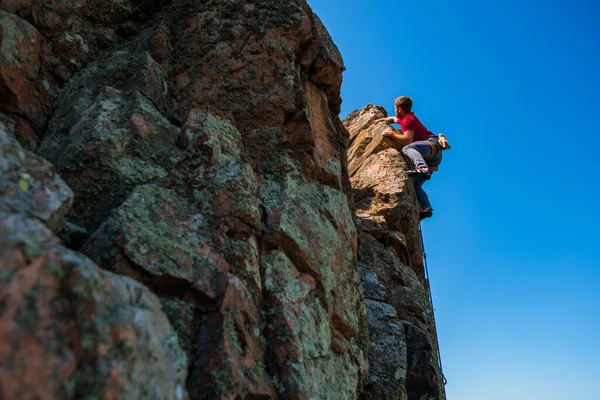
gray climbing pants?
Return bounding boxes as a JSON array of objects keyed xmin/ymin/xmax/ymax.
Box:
[{"xmin": 402, "ymin": 137, "xmax": 443, "ymax": 210}]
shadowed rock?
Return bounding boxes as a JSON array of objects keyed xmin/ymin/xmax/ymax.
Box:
[
  {"xmin": 0, "ymin": 11, "xmax": 53, "ymax": 148},
  {"xmin": 0, "ymin": 122, "xmax": 72, "ymax": 232},
  {"xmin": 363, "ymin": 299, "xmax": 408, "ymax": 400}
]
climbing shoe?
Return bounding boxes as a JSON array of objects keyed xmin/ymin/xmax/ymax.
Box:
[
  {"xmin": 407, "ymin": 169, "xmax": 432, "ymax": 180},
  {"xmin": 419, "ymin": 207, "xmax": 433, "ymax": 220}
]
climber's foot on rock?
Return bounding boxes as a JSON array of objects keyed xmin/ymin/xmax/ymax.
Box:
[
  {"xmin": 407, "ymin": 169, "xmax": 432, "ymax": 180},
  {"xmin": 419, "ymin": 207, "xmax": 433, "ymax": 220}
]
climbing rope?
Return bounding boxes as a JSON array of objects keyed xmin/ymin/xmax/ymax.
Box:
[{"xmin": 418, "ymin": 223, "xmax": 448, "ymax": 387}]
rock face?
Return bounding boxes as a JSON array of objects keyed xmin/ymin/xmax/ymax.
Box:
[
  {"xmin": 0, "ymin": 1, "xmax": 445, "ymax": 399},
  {"xmin": 0, "ymin": 123, "xmax": 187, "ymax": 399},
  {"xmin": 345, "ymin": 106, "xmax": 446, "ymax": 400}
]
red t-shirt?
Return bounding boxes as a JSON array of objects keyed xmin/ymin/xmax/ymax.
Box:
[{"xmin": 394, "ymin": 113, "xmax": 434, "ymax": 142}]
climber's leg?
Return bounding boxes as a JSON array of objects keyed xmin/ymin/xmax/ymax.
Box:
[
  {"xmin": 402, "ymin": 140, "xmax": 432, "ymax": 171},
  {"xmin": 413, "ymin": 175, "xmax": 432, "ymax": 210}
]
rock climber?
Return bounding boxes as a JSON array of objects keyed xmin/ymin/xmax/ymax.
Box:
[{"xmin": 371, "ymin": 96, "xmax": 449, "ymax": 220}]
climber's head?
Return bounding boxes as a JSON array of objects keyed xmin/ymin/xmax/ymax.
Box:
[{"xmin": 394, "ymin": 96, "xmax": 412, "ymax": 118}]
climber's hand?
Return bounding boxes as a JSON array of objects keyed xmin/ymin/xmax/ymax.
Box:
[
  {"xmin": 381, "ymin": 129, "xmax": 393, "ymax": 137},
  {"xmin": 371, "ymin": 117, "xmax": 394, "ymax": 125}
]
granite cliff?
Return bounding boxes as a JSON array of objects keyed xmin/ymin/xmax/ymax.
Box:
[{"xmin": 0, "ymin": 1, "xmax": 444, "ymax": 399}]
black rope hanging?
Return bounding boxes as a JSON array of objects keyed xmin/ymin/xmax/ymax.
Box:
[{"xmin": 418, "ymin": 224, "xmax": 448, "ymax": 387}]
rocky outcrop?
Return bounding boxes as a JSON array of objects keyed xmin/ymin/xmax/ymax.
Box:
[
  {"xmin": 0, "ymin": 1, "xmax": 445, "ymax": 399},
  {"xmin": 345, "ymin": 106, "xmax": 446, "ymax": 400}
]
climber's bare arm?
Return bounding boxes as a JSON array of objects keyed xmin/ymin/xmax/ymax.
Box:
[
  {"xmin": 382, "ymin": 128, "xmax": 413, "ymax": 146},
  {"xmin": 371, "ymin": 117, "xmax": 396, "ymax": 125}
]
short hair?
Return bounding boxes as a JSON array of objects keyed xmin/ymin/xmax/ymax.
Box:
[{"xmin": 395, "ymin": 96, "xmax": 413, "ymax": 113}]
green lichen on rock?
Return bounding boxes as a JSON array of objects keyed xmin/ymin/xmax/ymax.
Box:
[
  {"xmin": 39, "ymin": 87, "xmax": 182, "ymax": 231},
  {"xmin": 83, "ymin": 184, "xmax": 221, "ymax": 286},
  {"xmin": 261, "ymin": 174, "xmax": 359, "ymax": 302},
  {"xmin": 261, "ymin": 248, "xmax": 364, "ymax": 399},
  {"xmin": 179, "ymin": 111, "xmax": 243, "ymax": 162},
  {"xmin": 0, "ymin": 122, "xmax": 73, "ymax": 232}
]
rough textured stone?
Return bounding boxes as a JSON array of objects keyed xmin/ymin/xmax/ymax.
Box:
[
  {"xmin": 260, "ymin": 177, "xmax": 366, "ymax": 399},
  {"xmin": 81, "ymin": 171, "xmax": 367, "ymax": 399},
  {"xmin": 82, "ymin": 184, "xmax": 227, "ymax": 291},
  {"xmin": 162, "ymin": 1, "xmax": 367, "ymax": 396},
  {"xmin": 345, "ymin": 104, "xmax": 387, "ymax": 144},
  {"xmin": 39, "ymin": 87, "xmax": 182, "ymax": 231},
  {"xmin": 351, "ymin": 145, "xmax": 424, "ymax": 275},
  {"xmin": 404, "ymin": 323, "xmax": 440, "ymax": 400},
  {"xmin": 345, "ymin": 105, "xmax": 396, "ymax": 178},
  {"xmin": 1, "ymin": 0, "xmax": 160, "ymax": 80},
  {"xmin": 0, "ymin": 111, "xmax": 38, "ymax": 149},
  {"xmin": 358, "ymin": 232, "xmax": 433, "ymax": 339},
  {"xmin": 358, "ymin": 262, "xmax": 387, "ymax": 302},
  {"xmin": 363, "ymin": 299, "xmax": 408, "ymax": 400},
  {"xmin": 187, "ymin": 272, "xmax": 276, "ymax": 400},
  {"xmin": 0, "ymin": 211, "xmax": 188, "ymax": 400},
  {"xmin": 177, "ymin": 110, "xmax": 243, "ymax": 161},
  {"xmin": 0, "ymin": 10, "xmax": 53, "ymax": 147},
  {"xmin": 356, "ymin": 213, "xmax": 388, "ymax": 240},
  {"xmin": 0, "ymin": 121, "xmax": 72, "ymax": 232},
  {"xmin": 58, "ymin": 220, "xmax": 88, "ymax": 250}
]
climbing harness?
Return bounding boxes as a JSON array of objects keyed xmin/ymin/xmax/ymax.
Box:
[
  {"xmin": 425, "ymin": 139, "xmax": 439, "ymax": 159},
  {"xmin": 422, "ymin": 135, "xmax": 446, "ymax": 172},
  {"xmin": 418, "ymin": 224, "xmax": 448, "ymax": 387}
]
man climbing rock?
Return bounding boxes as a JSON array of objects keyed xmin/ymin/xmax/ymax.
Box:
[{"xmin": 371, "ymin": 96, "xmax": 449, "ymax": 219}]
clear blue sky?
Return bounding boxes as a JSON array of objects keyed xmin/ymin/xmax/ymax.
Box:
[{"xmin": 308, "ymin": 1, "xmax": 600, "ymax": 398}]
